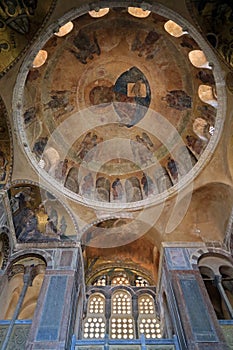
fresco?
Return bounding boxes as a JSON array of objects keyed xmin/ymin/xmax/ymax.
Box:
[
  {"xmin": 9, "ymin": 184, "xmax": 76, "ymax": 243},
  {"xmin": 162, "ymin": 90, "xmax": 192, "ymax": 111},
  {"xmin": 81, "ymin": 218, "xmax": 134, "ymax": 247},
  {"xmin": 131, "ymin": 30, "xmax": 161, "ymax": 60},
  {"xmin": 63, "ymin": 165, "xmax": 176, "ymax": 203},
  {"xmin": 96, "ymin": 177, "xmax": 110, "ymax": 202},
  {"xmin": 87, "ymin": 66, "xmax": 151, "ymax": 127},
  {"xmin": 0, "ymin": 0, "xmax": 56, "ymax": 76},
  {"xmin": 0, "ymin": 97, "xmax": 12, "ymax": 188},
  {"xmin": 113, "ymin": 66, "xmax": 151, "ymax": 127},
  {"xmin": 19, "ymin": 9, "xmax": 218, "ymax": 203},
  {"xmin": 0, "ymin": 195, "xmax": 8, "ymax": 228},
  {"xmin": 125, "ymin": 177, "xmax": 142, "ymax": 202}
]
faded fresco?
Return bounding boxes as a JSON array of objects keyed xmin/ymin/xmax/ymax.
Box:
[
  {"xmin": 0, "ymin": 97, "xmax": 12, "ymax": 188},
  {"xmin": 21, "ymin": 9, "xmax": 218, "ymax": 202},
  {"xmin": 9, "ymin": 184, "xmax": 76, "ymax": 243}
]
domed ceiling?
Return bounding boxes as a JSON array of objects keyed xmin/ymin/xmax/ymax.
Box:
[{"xmin": 15, "ymin": 5, "xmax": 224, "ymax": 208}]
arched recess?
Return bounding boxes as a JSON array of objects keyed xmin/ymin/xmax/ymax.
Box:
[
  {"xmin": 171, "ymin": 183, "xmax": 233, "ymax": 242},
  {"xmin": 125, "ymin": 177, "xmax": 142, "ymax": 202},
  {"xmin": 83, "ymin": 233, "xmax": 158, "ymax": 285},
  {"xmin": 0, "ymin": 255, "xmax": 46, "ymax": 320},
  {"xmin": 8, "ymin": 182, "xmax": 78, "ymax": 243}
]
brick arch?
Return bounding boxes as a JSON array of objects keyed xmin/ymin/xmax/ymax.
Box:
[
  {"xmin": 9, "ymin": 249, "xmax": 53, "ymax": 269},
  {"xmin": 190, "ymin": 247, "xmax": 233, "ymax": 267}
]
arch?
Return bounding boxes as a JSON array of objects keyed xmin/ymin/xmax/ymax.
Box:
[
  {"xmin": 89, "ymin": 8, "xmax": 109, "ymax": 18},
  {"xmin": 83, "ymin": 292, "xmax": 106, "ymax": 339},
  {"xmin": 193, "ymin": 117, "xmax": 210, "ymax": 141},
  {"xmin": 32, "ymin": 49, "xmax": 48, "ymax": 68},
  {"xmin": 198, "ymin": 253, "xmax": 233, "ymax": 319},
  {"xmin": 188, "ymin": 50, "xmax": 211, "ymax": 69},
  {"xmin": 175, "ymin": 183, "xmax": 233, "ymax": 243},
  {"xmin": 9, "ymin": 249, "xmax": 52, "ymax": 269},
  {"xmin": 8, "ymin": 181, "xmax": 78, "ymax": 242},
  {"xmin": 95, "ymin": 177, "xmax": 110, "ymax": 202},
  {"xmin": 65, "ymin": 167, "xmax": 79, "ymax": 194},
  {"xmin": 164, "ymin": 20, "xmax": 186, "ymax": 37},
  {"xmin": 110, "ymin": 289, "xmax": 135, "ymax": 339},
  {"xmin": 128, "ymin": 7, "xmax": 151, "ymax": 18},
  {"xmin": 125, "ymin": 177, "xmax": 142, "ymax": 202},
  {"xmin": 138, "ymin": 293, "xmax": 162, "ymax": 339},
  {"xmin": 54, "ymin": 21, "xmax": 74, "ymax": 37},
  {"xmin": 0, "ymin": 255, "xmax": 46, "ymax": 320},
  {"xmin": 3, "ymin": 283, "xmax": 23, "ymax": 320},
  {"xmin": 198, "ymin": 85, "xmax": 218, "ymax": 108},
  {"xmin": 19, "ymin": 272, "xmax": 45, "ymax": 319}
]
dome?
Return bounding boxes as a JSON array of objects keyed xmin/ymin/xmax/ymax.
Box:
[{"xmin": 14, "ymin": 4, "xmax": 224, "ymax": 209}]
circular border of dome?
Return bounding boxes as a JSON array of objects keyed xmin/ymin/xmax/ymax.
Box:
[{"xmin": 13, "ymin": 1, "xmax": 226, "ymax": 211}]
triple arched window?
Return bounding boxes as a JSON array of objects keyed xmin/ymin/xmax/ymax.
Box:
[{"xmin": 82, "ymin": 289, "xmax": 161, "ymax": 340}]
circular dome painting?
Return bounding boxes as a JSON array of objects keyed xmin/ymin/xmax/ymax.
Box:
[{"xmin": 15, "ymin": 5, "xmax": 224, "ymax": 208}]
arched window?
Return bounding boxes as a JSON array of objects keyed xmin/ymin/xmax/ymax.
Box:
[
  {"xmin": 111, "ymin": 274, "xmax": 130, "ymax": 286},
  {"xmin": 164, "ymin": 20, "xmax": 186, "ymax": 37},
  {"xmin": 83, "ymin": 293, "xmax": 106, "ymax": 339},
  {"xmin": 110, "ymin": 290, "xmax": 135, "ymax": 339},
  {"xmin": 198, "ymin": 85, "xmax": 218, "ymax": 108},
  {"xmin": 199, "ymin": 255, "xmax": 233, "ymax": 320},
  {"xmin": 135, "ymin": 276, "xmax": 149, "ymax": 287},
  {"xmin": 54, "ymin": 21, "xmax": 74, "ymax": 37},
  {"xmin": 89, "ymin": 8, "xmax": 109, "ymax": 18},
  {"xmin": 188, "ymin": 50, "xmax": 211, "ymax": 69},
  {"xmin": 128, "ymin": 7, "xmax": 151, "ymax": 18},
  {"xmin": 32, "ymin": 50, "xmax": 48, "ymax": 68},
  {"xmin": 93, "ymin": 275, "xmax": 107, "ymax": 286},
  {"xmin": 138, "ymin": 294, "xmax": 161, "ymax": 339}
]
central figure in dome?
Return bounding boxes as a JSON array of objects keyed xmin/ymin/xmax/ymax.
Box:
[{"xmin": 89, "ymin": 66, "xmax": 151, "ymax": 127}]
